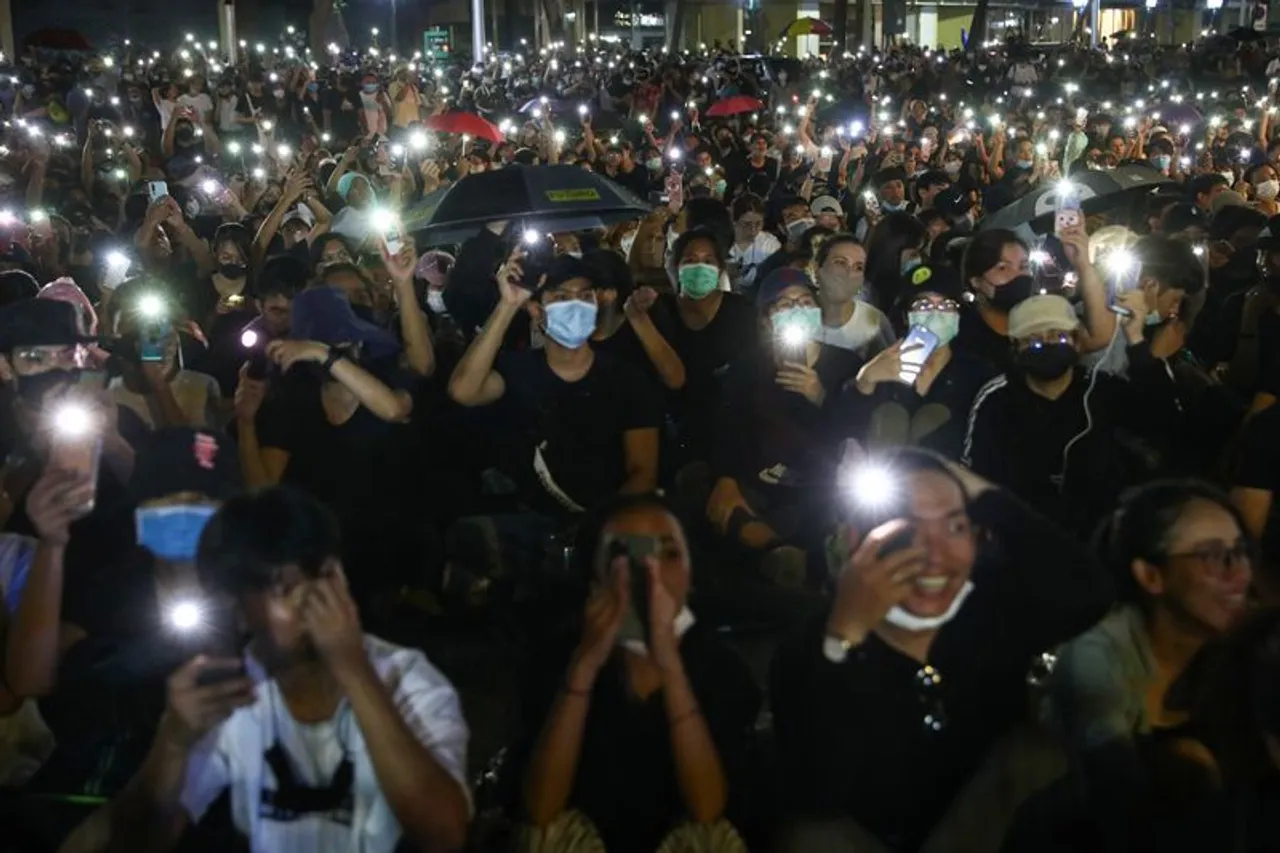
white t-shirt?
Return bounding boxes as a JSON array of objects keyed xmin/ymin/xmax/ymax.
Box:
[
  {"xmin": 179, "ymin": 92, "xmax": 215, "ymax": 125},
  {"xmin": 157, "ymin": 98, "xmax": 179, "ymax": 131},
  {"xmin": 728, "ymin": 231, "xmax": 781, "ymax": 290},
  {"xmin": 817, "ymin": 300, "xmax": 896, "ymax": 356},
  {"xmin": 181, "ymin": 636, "xmax": 470, "ymax": 853},
  {"xmin": 217, "ymin": 96, "xmax": 241, "ymax": 134}
]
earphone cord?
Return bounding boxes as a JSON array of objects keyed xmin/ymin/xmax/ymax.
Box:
[{"xmin": 1056, "ymin": 319, "xmax": 1125, "ymax": 493}]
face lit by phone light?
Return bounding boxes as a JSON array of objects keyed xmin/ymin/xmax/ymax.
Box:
[
  {"xmin": 50, "ymin": 401, "xmax": 96, "ymax": 439},
  {"xmin": 847, "ymin": 462, "xmax": 978, "ymax": 620},
  {"xmin": 594, "ymin": 501, "xmax": 691, "ymax": 614}
]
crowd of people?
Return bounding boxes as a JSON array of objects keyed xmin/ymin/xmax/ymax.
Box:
[{"xmin": 0, "ymin": 18, "xmax": 1279, "ymax": 853}]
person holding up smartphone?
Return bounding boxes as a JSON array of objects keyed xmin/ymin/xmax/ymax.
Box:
[
  {"xmin": 518, "ymin": 494, "xmax": 760, "ymax": 853},
  {"xmin": 841, "ymin": 265, "xmax": 997, "ymax": 460},
  {"xmin": 771, "ymin": 448, "xmax": 1111, "ymax": 853}
]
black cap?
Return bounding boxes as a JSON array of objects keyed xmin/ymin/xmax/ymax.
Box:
[
  {"xmin": 873, "ymin": 166, "xmax": 908, "ymax": 188},
  {"xmin": 0, "ymin": 299, "xmax": 93, "ymax": 351},
  {"xmin": 756, "ymin": 267, "xmax": 816, "ymax": 310},
  {"xmin": 543, "ymin": 255, "xmax": 604, "ymax": 291},
  {"xmin": 933, "ymin": 185, "xmax": 973, "ymax": 220},
  {"xmin": 132, "ymin": 427, "xmax": 242, "ymax": 505},
  {"xmin": 895, "ymin": 264, "xmax": 966, "ymax": 310},
  {"xmin": 1161, "ymin": 202, "xmax": 1207, "ymax": 235}
]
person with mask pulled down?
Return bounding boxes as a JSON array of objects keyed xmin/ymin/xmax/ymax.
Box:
[
  {"xmin": 962, "ymin": 293, "xmax": 1181, "ymax": 537},
  {"xmin": 854, "ymin": 167, "xmax": 914, "ymax": 242},
  {"xmin": 447, "ymin": 253, "xmax": 661, "ymax": 579},
  {"xmin": 840, "ymin": 265, "xmax": 998, "ymax": 461},
  {"xmin": 1010, "ymin": 481, "xmax": 1252, "ymax": 851},
  {"xmin": 60, "ymin": 486, "xmax": 471, "ymax": 853},
  {"xmin": 516, "ymin": 494, "xmax": 761, "ymax": 853},
  {"xmin": 771, "ymin": 447, "xmax": 1111, "ymax": 853},
  {"xmin": 954, "ymin": 229, "xmax": 1038, "ymax": 372}
]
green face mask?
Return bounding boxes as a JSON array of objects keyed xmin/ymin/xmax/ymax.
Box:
[
  {"xmin": 908, "ymin": 310, "xmax": 960, "ymax": 346},
  {"xmin": 678, "ymin": 263, "xmax": 720, "ymax": 299}
]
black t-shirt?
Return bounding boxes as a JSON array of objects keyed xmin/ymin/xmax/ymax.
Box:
[
  {"xmin": 770, "ymin": 489, "xmax": 1112, "ymax": 851},
  {"xmin": 664, "ymin": 292, "xmax": 758, "ymax": 455},
  {"xmin": 952, "ymin": 304, "xmax": 1014, "ymax": 373},
  {"xmin": 492, "ymin": 349, "xmax": 661, "ymax": 516},
  {"xmin": 834, "ymin": 351, "xmax": 999, "ymax": 461},
  {"xmin": 1234, "ymin": 403, "xmax": 1280, "ymax": 557},
  {"xmin": 516, "ymin": 625, "xmax": 762, "ymax": 853},
  {"xmin": 590, "ymin": 306, "xmax": 680, "ymax": 392},
  {"xmin": 323, "ymin": 88, "xmax": 362, "ymax": 144},
  {"xmin": 257, "ymin": 362, "xmax": 427, "ymax": 544}
]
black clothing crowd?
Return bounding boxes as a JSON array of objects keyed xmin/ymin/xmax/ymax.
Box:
[{"xmin": 1, "ymin": 21, "xmax": 1280, "ymax": 853}]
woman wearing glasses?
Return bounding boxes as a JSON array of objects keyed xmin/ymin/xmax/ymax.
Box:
[
  {"xmin": 727, "ymin": 194, "xmax": 779, "ymax": 291},
  {"xmin": 835, "ymin": 263, "xmax": 995, "ymax": 460},
  {"xmin": 1016, "ymin": 480, "xmax": 1252, "ymax": 850}
]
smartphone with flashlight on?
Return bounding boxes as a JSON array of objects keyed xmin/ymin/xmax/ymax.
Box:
[
  {"xmin": 897, "ymin": 325, "xmax": 940, "ymax": 384},
  {"xmin": 48, "ymin": 398, "xmax": 103, "ymax": 513},
  {"xmin": 1055, "ymin": 185, "xmax": 1082, "ymax": 236},
  {"xmin": 515, "ymin": 227, "xmax": 557, "ymax": 290},
  {"xmin": 605, "ymin": 533, "xmax": 658, "ymax": 645},
  {"xmin": 240, "ymin": 328, "xmax": 271, "ymax": 379}
]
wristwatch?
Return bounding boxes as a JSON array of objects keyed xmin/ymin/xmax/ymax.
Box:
[
  {"xmin": 822, "ymin": 632, "xmax": 857, "ymax": 664},
  {"xmin": 321, "ymin": 347, "xmax": 346, "ymax": 375}
]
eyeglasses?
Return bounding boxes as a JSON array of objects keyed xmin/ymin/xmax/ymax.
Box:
[
  {"xmin": 909, "ymin": 298, "xmax": 961, "ymax": 313},
  {"xmin": 916, "ymin": 665, "xmax": 948, "ymax": 733},
  {"xmin": 543, "ymin": 289, "xmax": 597, "ymax": 305},
  {"xmin": 738, "ymin": 218, "xmax": 764, "ymax": 229},
  {"xmin": 772, "ymin": 296, "xmax": 816, "ymax": 311},
  {"xmin": 1022, "ymin": 332, "xmax": 1072, "ymax": 349},
  {"xmin": 1166, "ymin": 540, "xmax": 1252, "ymax": 578}
]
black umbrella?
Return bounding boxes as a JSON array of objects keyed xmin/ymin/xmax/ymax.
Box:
[
  {"xmin": 979, "ymin": 164, "xmax": 1173, "ymax": 234},
  {"xmin": 415, "ymin": 165, "xmax": 651, "ymax": 243},
  {"xmin": 1227, "ymin": 26, "xmax": 1266, "ymax": 42}
]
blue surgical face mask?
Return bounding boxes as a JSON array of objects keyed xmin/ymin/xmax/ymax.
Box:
[
  {"xmin": 1152, "ymin": 154, "xmax": 1172, "ymax": 171},
  {"xmin": 908, "ymin": 310, "xmax": 960, "ymax": 346},
  {"xmin": 901, "ymin": 256, "xmax": 923, "ymax": 276},
  {"xmin": 881, "ymin": 199, "xmax": 906, "ymax": 212},
  {"xmin": 136, "ymin": 504, "xmax": 218, "ymax": 562},
  {"xmin": 1016, "ymin": 159, "xmax": 1034, "ymax": 170},
  {"xmin": 543, "ymin": 299, "xmax": 598, "ymax": 349}
]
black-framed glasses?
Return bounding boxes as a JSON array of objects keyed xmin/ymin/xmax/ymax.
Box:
[
  {"xmin": 915, "ymin": 665, "xmax": 948, "ymax": 733},
  {"xmin": 909, "ymin": 298, "xmax": 961, "ymax": 313},
  {"xmin": 1165, "ymin": 540, "xmax": 1252, "ymax": 578}
]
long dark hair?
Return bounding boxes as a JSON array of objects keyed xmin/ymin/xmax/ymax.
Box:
[
  {"xmin": 865, "ymin": 213, "xmax": 926, "ymax": 311},
  {"xmin": 960, "ymin": 228, "xmax": 1026, "ymax": 289}
]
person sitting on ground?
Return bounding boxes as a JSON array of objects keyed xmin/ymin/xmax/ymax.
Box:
[
  {"xmin": 516, "ymin": 493, "xmax": 761, "ymax": 853},
  {"xmin": 60, "ymin": 486, "xmax": 471, "ymax": 853}
]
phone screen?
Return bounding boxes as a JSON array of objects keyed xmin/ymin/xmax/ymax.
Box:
[
  {"xmin": 606, "ymin": 533, "xmax": 658, "ymax": 645},
  {"xmin": 147, "ymin": 181, "xmax": 169, "ymax": 204},
  {"xmin": 898, "ymin": 325, "xmax": 941, "ymax": 384},
  {"xmin": 140, "ymin": 323, "xmax": 168, "ymax": 363}
]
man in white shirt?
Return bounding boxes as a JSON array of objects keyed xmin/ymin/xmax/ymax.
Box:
[
  {"xmin": 178, "ymin": 75, "xmax": 215, "ymax": 126},
  {"xmin": 61, "ymin": 487, "xmax": 471, "ymax": 853}
]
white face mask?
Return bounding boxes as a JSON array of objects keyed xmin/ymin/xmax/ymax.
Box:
[
  {"xmin": 883, "ymin": 581, "xmax": 975, "ymax": 632},
  {"xmin": 426, "ymin": 289, "xmax": 447, "ymax": 314},
  {"xmin": 1220, "ymin": 171, "xmax": 1236, "ymax": 186},
  {"xmin": 1258, "ymin": 179, "xmax": 1280, "ymax": 201},
  {"xmin": 621, "ymin": 607, "xmax": 696, "ymax": 655}
]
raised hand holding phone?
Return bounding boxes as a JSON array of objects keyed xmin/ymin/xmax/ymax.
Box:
[{"xmin": 826, "ymin": 519, "xmax": 928, "ymax": 647}]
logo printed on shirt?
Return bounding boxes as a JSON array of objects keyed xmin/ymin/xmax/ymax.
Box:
[{"xmin": 193, "ymin": 433, "xmax": 219, "ymax": 470}]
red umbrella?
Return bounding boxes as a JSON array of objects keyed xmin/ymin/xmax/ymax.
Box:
[
  {"xmin": 424, "ymin": 112, "xmax": 504, "ymax": 144},
  {"xmin": 705, "ymin": 96, "xmax": 765, "ymax": 118}
]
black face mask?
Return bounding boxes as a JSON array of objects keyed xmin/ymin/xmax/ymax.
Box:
[
  {"xmin": 16, "ymin": 369, "xmax": 80, "ymax": 406},
  {"xmin": 987, "ymin": 274, "xmax": 1035, "ymax": 312},
  {"xmin": 218, "ymin": 262, "xmax": 247, "ymax": 280},
  {"xmin": 1014, "ymin": 343, "xmax": 1077, "ymax": 381}
]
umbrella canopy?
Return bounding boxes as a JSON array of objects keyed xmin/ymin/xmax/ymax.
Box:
[
  {"xmin": 778, "ymin": 18, "xmax": 833, "ymax": 39},
  {"xmin": 417, "ymin": 165, "xmax": 650, "ymax": 242},
  {"xmin": 705, "ymin": 95, "xmax": 765, "ymax": 118},
  {"xmin": 22, "ymin": 27, "xmax": 92, "ymax": 52},
  {"xmin": 1157, "ymin": 102, "xmax": 1202, "ymax": 127},
  {"xmin": 1227, "ymin": 26, "xmax": 1266, "ymax": 42},
  {"xmin": 519, "ymin": 97, "xmax": 573, "ymax": 115},
  {"xmin": 979, "ymin": 165, "xmax": 1173, "ymax": 234},
  {"xmin": 423, "ymin": 112, "xmax": 505, "ymax": 144}
]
